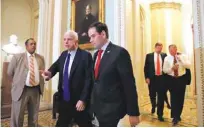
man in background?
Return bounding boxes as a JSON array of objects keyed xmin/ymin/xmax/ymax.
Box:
[
  {"xmin": 8, "ymin": 38, "xmax": 45, "ymax": 127},
  {"xmin": 144, "ymin": 43, "xmax": 171, "ymax": 121},
  {"xmin": 163, "ymin": 44, "xmax": 191, "ymax": 126}
]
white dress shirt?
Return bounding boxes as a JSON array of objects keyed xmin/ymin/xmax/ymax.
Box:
[
  {"xmin": 63, "ymin": 48, "xmax": 77, "ymax": 78},
  {"xmin": 95, "ymin": 41, "xmax": 110, "ymax": 67},
  {"xmin": 163, "ymin": 53, "xmax": 191, "ymax": 77},
  {"xmin": 26, "ymin": 52, "xmax": 40, "ymax": 86},
  {"xmin": 154, "ymin": 52, "xmax": 163, "ymax": 75}
]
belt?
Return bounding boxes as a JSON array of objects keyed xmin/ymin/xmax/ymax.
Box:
[
  {"xmin": 155, "ymin": 75, "xmax": 162, "ymax": 77},
  {"xmin": 25, "ymin": 85, "xmax": 40, "ymax": 88},
  {"xmin": 168, "ymin": 75, "xmax": 184, "ymax": 79}
]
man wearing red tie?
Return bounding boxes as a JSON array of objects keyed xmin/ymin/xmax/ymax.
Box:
[
  {"xmin": 163, "ymin": 44, "xmax": 191, "ymax": 126},
  {"xmin": 88, "ymin": 22, "xmax": 140, "ymax": 127},
  {"xmin": 144, "ymin": 43, "xmax": 170, "ymax": 121}
]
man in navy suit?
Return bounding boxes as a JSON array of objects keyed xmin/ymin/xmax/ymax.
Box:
[
  {"xmin": 88, "ymin": 22, "xmax": 140, "ymax": 127},
  {"xmin": 144, "ymin": 43, "xmax": 170, "ymax": 121},
  {"xmin": 42, "ymin": 30, "xmax": 93, "ymax": 126}
]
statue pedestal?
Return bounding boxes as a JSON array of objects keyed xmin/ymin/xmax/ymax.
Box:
[{"xmin": 1, "ymin": 62, "xmax": 12, "ymax": 118}]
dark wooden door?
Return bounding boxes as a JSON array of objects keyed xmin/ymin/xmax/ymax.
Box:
[{"xmin": 1, "ymin": 62, "xmax": 12, "ymax": 118}]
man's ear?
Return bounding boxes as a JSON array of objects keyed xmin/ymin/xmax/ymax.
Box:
[
  {"xmin": 101, "ymin": 30, "xmax": 106, "ymax": 38},
  {"xmin": 75, "ymin": 40, "xmax": 79, "ymax": 45}
]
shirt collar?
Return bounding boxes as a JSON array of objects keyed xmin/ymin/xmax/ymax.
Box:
[
  {"xmin": 154, "ymin": 52, "xmax": 161, "ymax": 55},
  {"xmin": 100, "ymin": 40, "xmax": 110, "ymax": 51},
  {"xmin": 68, "ymin": 48, "xmax": 78, "ymax": 57},
  {"xmin": 170, "ymin": 53, "xmax": 179, "ymax": 58},
  {"xmin": 27, "ymin": 52, "xmax": 35, "ymax": 57}
]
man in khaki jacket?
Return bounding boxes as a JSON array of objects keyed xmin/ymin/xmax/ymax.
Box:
[{"xmin": 7, "ymin": 38, "xmax": 45, "ymax": 127}]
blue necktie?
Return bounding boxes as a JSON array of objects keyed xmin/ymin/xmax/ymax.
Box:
[{"xmin": 63, "ymin": 53, "xmax": 71, "ymax": 102}]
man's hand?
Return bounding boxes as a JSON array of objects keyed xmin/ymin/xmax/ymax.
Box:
[
  {"xmin": 145, "ymin": 78, "xmax": 150, "ymax": 85},
  {"xmin": 76, "ymin": 100, "xmax": 85, "ymax": 112},
  {"xmin": 172, "ymin": 64, "xmax": 179, "ymax": 71},
  {"xmin": 177, "ymin": 56, "xmax": 181, "ymax": 62},
  {"xmin": 129, "ymin": 116, "xmax": 140, "ymax": 127},
  {"xmin": 40, "ymin": 70, "xmax": 52, "ymax": 81}
]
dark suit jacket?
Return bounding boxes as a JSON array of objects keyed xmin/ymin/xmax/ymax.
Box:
[
  {"xmin": 91, "ymin": 42, "xmax": 140, "ymax": 122},
  {"xmin": 185, "ymin": 69, "xmax": 191, "ymax": 85},
  {"xmin": 144, "ymin": 52, "xmax": 167, "ymax": 79},
  {"xmin": 48, "ymin": 48, "xmax": 93, "ymax": 105}
]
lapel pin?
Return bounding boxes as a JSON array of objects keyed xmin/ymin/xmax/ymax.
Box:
[{"xmin": 107, "ymin": 51, "xmax": 110, "ymax": 53}]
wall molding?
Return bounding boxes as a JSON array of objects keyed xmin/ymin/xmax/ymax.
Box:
[{"xmin": 150, "ymin": 2, "xmax": 181, "ymax": 10}]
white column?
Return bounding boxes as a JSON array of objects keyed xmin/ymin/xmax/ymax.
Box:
[
  {"xmin": 113, "ymin": 0, "xmax": 119, "ymax": 45},
  {"xmin": 67, "ymin": 0, "xmax": 72, "ymax": 30},
  {"xmin": 105, "ymin": 0, "xmax": 115, "ymax": 43},
  {"xmin": 51, "ymin": 0, "xmax": 62, "ymax": 93},
  {"xmin": 51, "ymin": 0, "xmax": 68, "ymax": 96},
  {"xmin": 37, "ymin": 0, "xmax": 48, "ymax": 56},
  {"xmin": 105, "ymin": 0, "xmax": 125, "ymax": 46},
  {"xmin": 37, "ymin": 0, "xmax": 52, "ymax": 102},
  {"xmin": 120, "ymin": 0, "xmax": 126, "ymax": 48},
  {"xmin": 142, "ymin": 3, "xmax": 152, "ymax": 54},
  {"xmin": 37, "ymin": 0, "xmax": 68, "ymax": 102},
  {"xmin": 193, "ymin": 0, "xmax": 204, "ymax": 126},
  {"xmin": 134, "ymin": 0, "xmax": 141, "ymax": 60}
]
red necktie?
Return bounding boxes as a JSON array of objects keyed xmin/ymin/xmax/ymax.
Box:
[
  {"xmin": 174, "ymin": 56, "xmax": 178, "ymax": 77},
  {"xmin": 94, "ymin": 50, "xmax": 103, "ymax": 79},
  {"xmin": 156, "ymin": 54, "xmax": 161, "ymax": 75}
]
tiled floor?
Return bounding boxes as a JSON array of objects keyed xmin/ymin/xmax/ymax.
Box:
[{"xmin": 1, "ymin": 97, "xmax": 197, "ymax": 127}]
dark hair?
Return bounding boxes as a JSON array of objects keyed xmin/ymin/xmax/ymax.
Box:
[
  {"xmin": 25, "ymin": 38, "xmax": 35, "ymax": 45},
  {"xmin": 155, "ymin": 42, "xmax": 163, "ymax": 47},
  {"xmin": 89, "ymin": 22, "xmax": 109, "ymax": 39},
  {"xmin": 169, "ymin": 44, "xmax": 177, "ymax": 49}
]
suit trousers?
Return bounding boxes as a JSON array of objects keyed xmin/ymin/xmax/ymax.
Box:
[
  {"xmin": 149, "ymin": 75, "xmax": 170, "ymax": 117},
  {"xmin": 148, "ymin": 77, "xmax": 157, "ymax": 108},
  {"xmin": 154, "ymin": 76, "xmax": 168, "ymax": 117},
  {"xmin": 56, "ymin": 99, "xmax": 92, "ymax": 127},
  {"xmin": 168, "ymin": 75, "xmax": 186, "ymax": 119},
  {"xmin": 11, "ymin": 86, "xmax": 40, "ymax": 127}
]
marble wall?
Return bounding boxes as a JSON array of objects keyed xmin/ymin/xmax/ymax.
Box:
[{"xmin": 193, "ymin": 0, "xmax": 204, "ymax": 126}]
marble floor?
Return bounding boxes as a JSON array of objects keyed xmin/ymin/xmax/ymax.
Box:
[
  {"xmin": 1, "ymin": 97, "xmax": 197, "ymax": 127},
  {"xmin": 135, "ymin": 96, "xmax": 197, "ymax": 127}
]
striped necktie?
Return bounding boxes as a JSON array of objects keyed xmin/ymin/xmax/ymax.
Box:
[{"xmin": 29, "ymin": 55, "xmax": 36, "ymax": 86}]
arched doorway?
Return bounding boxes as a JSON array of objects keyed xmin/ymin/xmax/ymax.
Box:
[{"xmin": 1, "ymin": 0, "xmax": 41, "ymax": 118}]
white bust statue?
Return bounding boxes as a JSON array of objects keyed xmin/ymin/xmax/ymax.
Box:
[{"xmin": 2, "ymin": 35, "xmax": 24, "ymax": 62}]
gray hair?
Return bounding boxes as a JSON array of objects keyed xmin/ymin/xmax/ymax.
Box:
[
  {"xmin": 64, "ymin": 30, "xmax": 78, "ymax": 41},
  {"xmin": 169, "ymin": 44, "xmax": 177, "ymax": 49}
]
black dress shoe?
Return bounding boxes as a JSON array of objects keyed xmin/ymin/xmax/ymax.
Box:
[
  {"xmin": 151, "ymin": 107, "xmax": 155, "ymax": 114},
  {"xmin": 158, "ymin": 116, "xmax": 164, "ymax": 122},
  {"xmin": 172, "ymin": 118, "xmax": 179, "ymax": 126}
]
